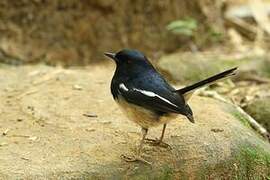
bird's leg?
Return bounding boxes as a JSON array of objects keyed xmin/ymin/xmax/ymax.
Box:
[
  {"xmin": 145, "ymin": 124, "xmax": 171, "ymax": 149},
  {"xmin": 137, "ymin": 128, "xmax": 148, "ymax": 155},
  {"xmin": 121, "ymin": 128, "xmax": 151, "ymax": 164},
  {"xmin": 159, "ymin": 123, "xmax": 166, "ymax": 143}
]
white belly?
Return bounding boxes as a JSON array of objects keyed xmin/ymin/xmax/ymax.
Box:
[{"xmin": 116, "ymin": 98, "xmax": 178, "ymax": 128}]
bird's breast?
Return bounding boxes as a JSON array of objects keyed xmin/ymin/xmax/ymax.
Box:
[{"xmin": 115, "ymin": 97, "xmax": 177, "ymax": 129}]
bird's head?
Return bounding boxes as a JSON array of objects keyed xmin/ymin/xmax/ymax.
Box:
[{"xmin": 104, "ymin": 49, "xmax": 151, "ymax": 67}]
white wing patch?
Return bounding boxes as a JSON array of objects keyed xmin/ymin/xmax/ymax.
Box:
[
  {"xmin": 119, "ymin": 83, "xmax": 129, "ymax": 91},
  {"xmin": 133, "ymin": 88, "xmax": 178, "ymax": 108}
]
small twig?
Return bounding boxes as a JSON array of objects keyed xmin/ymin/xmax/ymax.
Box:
[
  {"xmin": 9, "ymin": 135, "xmax": 30, "ymax": 138},
  {"xmin": 21, "ymin": 157, "xmax": 30, "ymax": 161},
  {"xmin": 16, "ymin": 89, "xmax": 38, "ymax": 99},
  {"xmin": 31, "ymin": 69, "xmax": 64, "ymax": 85},
  {"xmin": 73, "ymin": 84, "xmax": 83, "ymax": 90},
  {"xmin": 199, "ymin": 90, "xmax": 270, "ymax": 141},
  {"xmin": 83, "ymin": 113, "xmax": 98, "ymax": 118},
  {"xmin": 2, "ymin": 129, "xmax": 9, "ymax": 136},
  {"xmin": 211, "ymin": 128, "xmax": 224, "ymax": 133}
]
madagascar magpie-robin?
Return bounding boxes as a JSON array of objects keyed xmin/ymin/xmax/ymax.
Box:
[{"xmin": 105, "ymin": 49, "xmax": 237, "ymax": 163}]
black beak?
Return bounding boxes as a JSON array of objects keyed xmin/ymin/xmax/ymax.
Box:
[
  {"xmin": 186, "ymin": 114, "xmax": 195, "ymax": 123},
  {"xmin": 104, "ymin": 52, "xmax": 116, "ymax": 60}
]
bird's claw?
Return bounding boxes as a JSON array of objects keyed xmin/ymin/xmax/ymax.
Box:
[
  {"xmin": 120, "ymin": 154, "xmax": 151, "ymax": 165},
  {"xmin": 145, "ymin": 138, "xmax": 172, "ymax": 149}
]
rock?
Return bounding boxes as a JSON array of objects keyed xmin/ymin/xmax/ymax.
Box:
[
  {"xmin": 156, "ymin": 51, "xmax": 270, "ymax": 84},
  {"xmin": 0, "ymin": 64, "xmax": 269, "ymax": 179},
  {"xmin": 244, "ymin": 97, "xmax": 270, "ymax": 132}
]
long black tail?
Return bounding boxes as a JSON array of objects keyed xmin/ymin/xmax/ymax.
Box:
[{"xmin": 176, "ymin": 67, "xmax": 237, "ymax": 95}]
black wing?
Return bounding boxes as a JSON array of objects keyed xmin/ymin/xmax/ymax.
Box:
[{"xmin": 116, "ymin": 77, "xmax": 187, "ymax": 115}]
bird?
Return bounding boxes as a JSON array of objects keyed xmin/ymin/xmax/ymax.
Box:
[{"xmin": 104, "ymin": 49, "xmax": 237, "ymax": 163}]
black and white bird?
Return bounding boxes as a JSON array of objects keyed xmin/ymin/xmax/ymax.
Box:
[{"xmin": 104, "ymin": 49, "xmax": 237, "ymax": 163}]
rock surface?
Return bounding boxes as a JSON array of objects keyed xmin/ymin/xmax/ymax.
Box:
[
  {"xmin": 245, "ymin": 97, "xmax": 270, "ymax": 132},
  {"xmin": 156, "ymin": 51, "xmax": 270, "ymax": 84},
  {"xmin": 0, "ymin": 64, "xmax": 269, "ymax": 179}
]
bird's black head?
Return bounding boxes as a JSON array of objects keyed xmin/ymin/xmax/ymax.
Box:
[{"xmin": 104, "ymin": 49, "xmax": 151, "ymax": 67}]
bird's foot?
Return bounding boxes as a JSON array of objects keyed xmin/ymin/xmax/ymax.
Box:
[
  {"xmin": 145, "ymin": 138, "xmax": 172, "ymax": 149},
  {"xmin": 120, "ymin": 154, "xmax": 151, "ymax": 165}
]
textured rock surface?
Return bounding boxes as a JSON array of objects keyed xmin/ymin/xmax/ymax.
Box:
[
  {"xmin": 0, "ymin": 64, "xmax": 269, "ymax": 179},
  {"xmin": 245, "ymin": 97, "xmax": 270, "ymax": 132}
]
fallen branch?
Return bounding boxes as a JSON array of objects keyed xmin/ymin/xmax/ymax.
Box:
[{"xmin": 199, "ymin": 90, "xmax": 270, "ymax": 142}]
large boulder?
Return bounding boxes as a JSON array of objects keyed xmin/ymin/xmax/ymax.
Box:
[
  {"xmin": 244, "ymin": 96, "xmax": 270, "ymax": 132},
  {"xmin": 0, "ymin": 64, "xmax": 269, "ymax": 179}
]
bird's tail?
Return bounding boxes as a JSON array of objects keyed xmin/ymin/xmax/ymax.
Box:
[{"xmin": 176, "ymin": 67, "xmax": 237, "ymax": 100}]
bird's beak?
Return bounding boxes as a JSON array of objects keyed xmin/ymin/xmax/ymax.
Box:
[
  {"xmin": 186, "ymin": 114, "xmax": 195, "ymax": 123},
  {"xmin": 104, "ymin": 52, "xmax": 116, "ymax": 60}
]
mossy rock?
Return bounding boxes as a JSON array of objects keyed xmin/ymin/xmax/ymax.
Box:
[
  {"xmin": 156, "ymin": 52, "xmax": 270, "ymax": 84},
  {"xmin": 244, "ymin": 97, "xmax": 270, "ymax": 132},
  {"xmin": 0, "ymin": 64, "xmax": 269, "ymax": 179}
]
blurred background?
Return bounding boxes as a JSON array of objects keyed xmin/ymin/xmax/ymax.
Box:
[
  {"xmin": 0, "ymin": 0, "xmax": 212, "ymax": 65},
  {"xmin": 1, "ymin": 0, "xmax": 270, "ymax": 65},
  {"xmin": 1, "ymin": 0, "xmax": 270, "ymax": 178}
]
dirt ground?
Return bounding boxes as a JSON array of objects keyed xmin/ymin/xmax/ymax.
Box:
[{"xmin": 0, "ymin": 63, "xmax": 269, "ymax": 179}]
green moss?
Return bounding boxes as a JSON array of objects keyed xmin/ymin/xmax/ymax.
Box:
[
  {"xmin": 223, "ymin": 102, "xmax": 251, "ymax": 128},
  {"xmin": 122, "ymin": 164, "xmax": 174, "ymax": 180},
  {"xmin": 230, "ymin": 110, "xmax": 251, "ymax": 128},
  {"xmin": 260, "ymin": 60, "xmax": 270, "ymax": 78},
  {"xmin": 192, "ymin": 143, "xmax": 270, "ymax": 179},
  {"xmin": 195, "ymin": 160, "xmax": 234, "ymax": 179},
  {"xmin": 233, "ymin": 144, "xmax": 270, "ymax": 179},
  {"xmin": 160, "ymin": 166, "xmax": 173, "ymax": 180}
]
